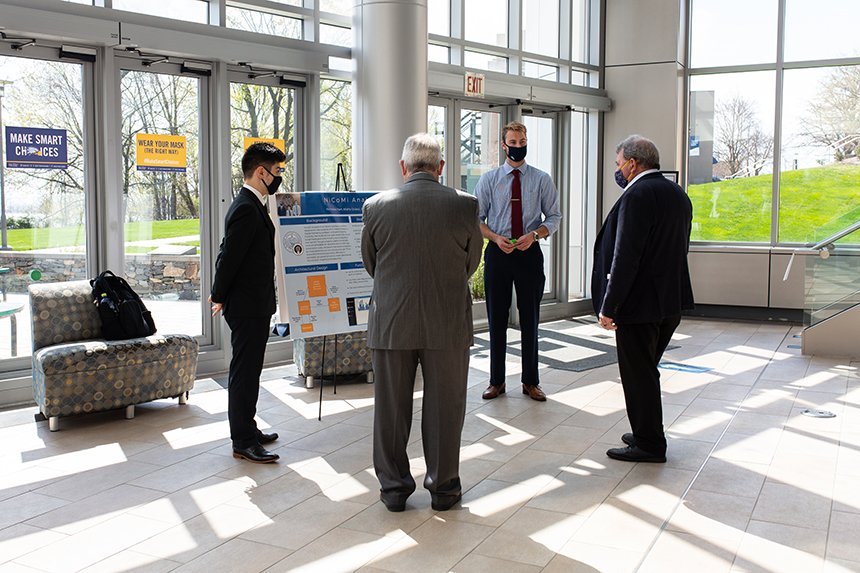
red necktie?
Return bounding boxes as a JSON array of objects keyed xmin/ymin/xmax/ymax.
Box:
[{"xmin": 510, "ymin": 169, "xmax": 523, "ymax": 239}]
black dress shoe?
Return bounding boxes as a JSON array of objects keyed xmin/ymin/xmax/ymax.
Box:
[
  {"xmin": 622, "ymin": 433, "xmax": 635, "ymax": 446},
  {"xmin": 233, "ymin": 444, "xmax": 280, "ymax": 464},
  {"xmin": 606, "ymin": 445, "xmax": 665, "ymax": 463},
  {"xmin": 380, "ymin": 492, "xmax": 409, "ymax": 512},
  {"xmin": 482, "ymin": 383, "xmax": 506, "ymax": 400},
  {"xmin": 431, "ymin": 492, "xmax": 462, "ymax": 511},
  {"xmin": 258, "ymin": 432, "xmax": 279, "ymax": 445}
]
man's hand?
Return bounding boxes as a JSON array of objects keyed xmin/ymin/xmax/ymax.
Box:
[
  {"xmin": 514, "ymin": 232, "xmax": 536, "ymax": 251},
  {"xmin": 494, "ymin": 234, "xmax": 516, "ymax": 254},
  {"xmin": 208, "ymin": 295, "xmax": 223, "ymax": 317},
  {"xmin": 598, "ymin": 313, "xmax": 616, "ymax": 331}
]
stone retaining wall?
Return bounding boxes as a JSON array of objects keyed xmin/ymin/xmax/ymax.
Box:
[{"xmin": 0, "ymin": 252, "xmax": 200, "ymax": 299}]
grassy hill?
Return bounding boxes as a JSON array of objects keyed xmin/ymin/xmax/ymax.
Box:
[
  {"xmin": 6, "ymin": 219, "xmax": 200, "ymax": 251},
  {"xmin": 688, "ymin": 163, "xmax": 860, "ymax": 243}
]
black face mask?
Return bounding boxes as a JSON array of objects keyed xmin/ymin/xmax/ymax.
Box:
[
  {"xmin": 505, "ymin": 144, "xmax": 528, "ymax": 162},
  {"xmin": 263, "ymin": 168, "xmax": 282, "ymax": 195},
  {"xmin": 614, "ymin": 169, "xmax": 628, "ymax": 189}
]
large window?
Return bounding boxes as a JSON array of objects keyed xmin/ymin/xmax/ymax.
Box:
[
  {"xmin": 464, "ymin": 0, "xmax": 507, "ymax": 47},
  {"xmin": 690, "ymin": 0, "xmax": 777, "ymax": 68},
  {"xmin": 113, "ymin": 0, "xmax": 209, "ymax": 23},
  {"xmin": 689, "ymin": 0, "xmax": 860, "ymax": 246},
  {"xmin": 687, "ymin": 72, "xmax": 775, "ymax": 242},
  {"xmin": 226, "ymin": 7, "xmax": 303, "ymax": 38},
  {"xmin": 784, "ymin": 0, "xmax": 860, "ymax": 62},
  {"xmin": 522, "ymin": 0, "xmax": 559, "ymax": 58},
  {"xmin": 780, "ymin": 66, "xmax": 860, "ymax": 244},
  {"xmin": 0, "ymin": 54, "xmax": 89, "ymax": 361}
]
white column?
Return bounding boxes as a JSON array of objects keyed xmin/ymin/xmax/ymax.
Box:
[
  {"xmin": 353, "ymin": 0, "xmax": 428, "ymax": 191},
  {"xmin": 601, "ymin": 0, "xmax": 686, "ymax": 217}
]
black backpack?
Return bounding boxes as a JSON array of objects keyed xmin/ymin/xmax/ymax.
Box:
[{"xmin": 90, "ymin": 270, "xmax": 157, "ymax": 340}]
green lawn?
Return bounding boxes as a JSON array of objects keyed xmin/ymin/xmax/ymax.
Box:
[
  {"xmin": 689, "ymin": 163, "xmax": 860, "ymax": 243},
  {"xmin": 7, "ymin": 219, "xmax": 200, "ymax": 251}
]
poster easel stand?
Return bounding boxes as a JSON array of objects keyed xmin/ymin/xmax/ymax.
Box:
[{"xmin": 317, "ymin": 334, "xmax": 339, "ymax": 421}]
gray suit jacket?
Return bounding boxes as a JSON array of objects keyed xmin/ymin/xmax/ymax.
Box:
[{"xmin": 361, "ymin": 172, "xmax": 483, "ymax": 350}]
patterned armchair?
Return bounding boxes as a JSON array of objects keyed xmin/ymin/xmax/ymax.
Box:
[
  {"xmin": 293, "ymin": 331, "xmax": 373, "ymax": 388},
  {"xmin": 29, "ymin": 280, "xmax": 199, "ymax": 431}
]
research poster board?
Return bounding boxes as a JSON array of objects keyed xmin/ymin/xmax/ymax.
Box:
[
  {"xmin": 4, "ymin": 126, "xmax": 68, "ymax": 169},
  {"xmin": 135, "ymin": 133, "xmax": 187, "ymax": 172},
  {"xmin": 273, "ymin": 192, "xmax": 376, "ymax": 339}
]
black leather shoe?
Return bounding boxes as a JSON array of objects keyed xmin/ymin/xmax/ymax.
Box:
[
  {"xmin": 380, "ymin": 492, "xmax": 409, "ymax": 512},
  {"xmin": 606, "ymin": 445, "xmax": 665, "ymax": 463},
  {"xmin": 258, "ymin": 432, "xmax": 279, "ymax": 445},
  {"xmin": 482, "ymin": 383, "xmax": 506, "ymax": 400},
  {"xmin": 431, "ymin": 493, "xmax": 462, "ymax": 511},
  {"xmin": 622, "ymin": 433, "xmax": 635, "ymax": 446},
  {"xmin": 233, "ymin": 444, "xmax": 280, "ymax": 464}
]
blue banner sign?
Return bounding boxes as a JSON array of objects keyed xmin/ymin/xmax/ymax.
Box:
[{"xmin": 5, "ymin": 126, "xmax": 69, "ymax": 170}]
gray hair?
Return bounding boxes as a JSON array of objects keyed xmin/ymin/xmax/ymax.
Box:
[
  {"xmin": 616, "ymin": 135, "xmax": 660, "ymax": 169},
  {"xmin": 401, "ymin": 133, "xmax": 442, "ymax": 174}
]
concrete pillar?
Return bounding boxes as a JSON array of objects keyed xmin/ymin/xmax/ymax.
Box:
[
  {"xmin": 353, "ymin": 0, "xmax": 428, "ymax": 191},
  {"xmin": 602, "ymin": 0, "xmax": 686, "ymax": 217}
]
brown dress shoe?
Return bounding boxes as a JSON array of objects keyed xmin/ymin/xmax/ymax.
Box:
[
  {"xmin": 482, "ymin": 383, "xmax": 506, "ymax": 399},
  {"xmin": 522, "ymin": 384, "xmax": 546, "ymax": 402}
]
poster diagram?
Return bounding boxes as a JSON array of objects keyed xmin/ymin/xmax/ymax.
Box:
[{"xmin": 275, "ymin": 192, "xmax": 376, "ymax": 339}]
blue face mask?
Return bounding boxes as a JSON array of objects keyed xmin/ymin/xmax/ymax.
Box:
[{"xmin": 506, "ymin": 145, "xmax": 527, "ymax": 162}]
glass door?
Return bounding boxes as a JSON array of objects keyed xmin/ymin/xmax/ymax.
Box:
[
  {"xmin": 460, "ymin": 106, "xmax": 501, "ymax": 195},
  {"xmin": 119, "ymin": 64, "xmax": 205, "ymax": 337},
  {"xmin": 428, "ymin": 102, "xmax": 447, "ymax": 185},
  {"xmin": 0, "ymin": 49, "xmax": 91, "ymax": 361},
  {"xmin": 522, "ymin": 113, "xmax": 556, "ymax": 297},
  {"xmin": 229, "ymin": 72, "xmax": 301, "ymax": 334}
]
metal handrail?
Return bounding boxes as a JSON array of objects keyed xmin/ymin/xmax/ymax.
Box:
[
  {"xmin": 810, "ymin": 220, "xmax": 860, "ymax": 251},
  {"xmin": 783, "ymin": 219, "xmax": 860, "ymax": 282}
]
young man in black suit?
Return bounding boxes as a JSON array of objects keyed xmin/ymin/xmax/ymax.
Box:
[
  {"xmin": 210, "ymin": 143, "xmax": 286, "ymax": 463},
  {"xmin": 592, "ymin": 135, "xmax": 694, "ymax": 463}
]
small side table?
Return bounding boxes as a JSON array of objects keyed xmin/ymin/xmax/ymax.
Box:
[{"xmin": 0, "ymin": 301, "xmax": 24, "ymax": 357}]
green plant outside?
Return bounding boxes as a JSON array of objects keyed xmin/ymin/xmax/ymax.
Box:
[{"xmin": 689, "ymin": 164, "xmax": 860, "ymax": 243}]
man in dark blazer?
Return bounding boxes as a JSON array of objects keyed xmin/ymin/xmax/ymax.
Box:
[
  {"xmin": 592, "ymin": 135, "xmax": 694, "ymax": 463},
  {"xmin": 210, "ymin": 143, "xmax": 286, "ymax": 464},
  {"xmin": 361, "ymin": 133, "xmax": 482, "ymax": 512}
]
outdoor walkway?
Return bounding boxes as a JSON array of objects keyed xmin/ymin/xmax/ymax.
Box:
[{"xmin": 0, "ymin": 318, "xmax": 858, "ymax": 572}]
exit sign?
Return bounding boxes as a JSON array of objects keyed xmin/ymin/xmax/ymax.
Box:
[{"xmin": 464, "ymin": 72, "xmax": 485, "ymax": 98}]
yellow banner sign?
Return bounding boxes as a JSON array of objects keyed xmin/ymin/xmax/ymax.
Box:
[
  {"xmin": 244, "ymin": 137, "xmax": 286, "ymax": 172},
  {"xmin": 136, "ymin": 133, "xmax": 187, "ymax": 172}
]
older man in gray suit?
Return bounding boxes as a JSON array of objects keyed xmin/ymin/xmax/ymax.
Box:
[{"xmin": 361, "ymin": 133, "xmax": 482, "ymax": 512}]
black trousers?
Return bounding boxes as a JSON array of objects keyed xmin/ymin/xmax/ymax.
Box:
[
  {"xmin": 225, "ymin": 314, "xmax": 270, "ymax": 449},
  {"xmin": 484, "ymin": 242, "xmax": 545, "ymax": 387},
  {"xmin": 614, "ymin": 314, "xmax": 681, "ymax": 456}
]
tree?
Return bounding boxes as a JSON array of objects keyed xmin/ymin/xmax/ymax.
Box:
[
  {"xmin": 714, "ymin": 95, "xmax": 773, "ymax": 177},
  {"xmin": 320, "ymin": 80, "xmax": 352, "ymax": 190},
  {"xmin": 120, "ymin": 70, "xmax": 200, "ymax": 223},
  {"xmin": 802, "ymin": 66, "xmax": 860, "ymax": 162},
  {"xmin": 230, "ymin": 82, "xmax": 296, "ymax": 195}
]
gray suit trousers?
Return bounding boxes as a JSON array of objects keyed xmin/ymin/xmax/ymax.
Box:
[{"xmin": 372, "ymin": 347, "xmax": 469, "ymax": 499}]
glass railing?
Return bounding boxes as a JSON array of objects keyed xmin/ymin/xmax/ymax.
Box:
[{"xmin": 805, "ymin": 225, "xmax": 860, "ymax": 326}]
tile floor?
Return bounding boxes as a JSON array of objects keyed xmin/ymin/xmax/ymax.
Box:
[{"xmin": 1, "ymin": 318, "xmax": 859, "ymax": 572}]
